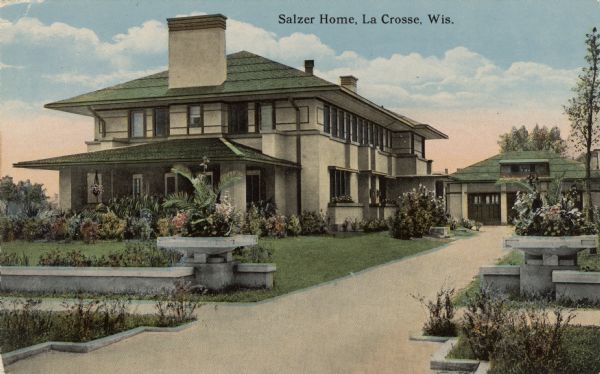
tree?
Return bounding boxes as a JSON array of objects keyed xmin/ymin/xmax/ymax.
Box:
[
  {"xmin": 565, "ymin": 27, "xmax": 600, "ymax": 220},
  {"xmin": 498, "ymin": 125, "xmax": 567, "ymax": 155}
]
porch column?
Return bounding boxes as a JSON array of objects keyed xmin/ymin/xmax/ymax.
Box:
[
  {"xmin": 350, "ymin": 172, "xmax": 359, "ymax": 203},
  {"xmin": 500, "ymin": 184, "xmax": 508, "ymax": 224},
  {"xmin": 358, "ymin": 173, "xmax": 371, "ymax": 219},
  {"xmin": 220, "ymin": 163, "xmax": 246, "ymax": 212},
  {"xmin": 59, "ymin": 168, "xmax": 72, "ymax": 211},
  {"xmin": 461, "ymin": 184, "xmax": 468, "ymax": 219},
  {"xmin": 273, "ymin": 166, "xmax": 287, "ymax": 215}
]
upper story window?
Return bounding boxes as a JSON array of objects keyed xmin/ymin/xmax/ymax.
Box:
[
  {"xmin": 331, "ymin": 108, "xmax": 338, "ymax": 137},
  {"xmin": 153, "ymin": 108, "xmax": 169, "ymax": 137},
  {"xmin": 414, "ymin": 134, "xmax": 425, "ymax": 158},
  {"xmin": 510, "ymin": 164, "xmax": 536, "ymax": 173},
  {"xmin": 323, "ymin": 105, "xmax": 331, "ymax": 134},
  {"xmin": 129, "ymin": 110, "xmax": 145, "ymax": 138},
  {"xmin": 188, "ymin": 105, "xmax": 203, "ymax": 132},
  {"xmin": 255, "ymin": 103, "xmax": 275, "ymax": 132},
  {"xmin": 338, "ymin": 110, "xmax": 346, "ymax": 139},
  {"xmin": 351, "ymin": 115, "xmax": 358, "ymax": 142},
  {"xmin": 228, "ymin": 103, "xmax": 248, "ymax": 134}
]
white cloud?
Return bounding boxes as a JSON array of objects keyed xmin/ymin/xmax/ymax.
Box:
[
  {"xmin": 42, "ymin": 66, "xmax": 165, "ymax": 87},
  {"xmin": 0, "ymin": 61, "xmax": 22, "ymax": 69},
  {"xmin": 0, "ymin": 0, "xmax": 43, "ymax": 8}
]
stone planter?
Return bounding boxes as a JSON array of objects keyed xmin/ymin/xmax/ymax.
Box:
[
  {"xmin": 234, "ymin": 263, "xmax": 276, "ymax": 289},
  {"xmin": 502, "ymin": 235, "xmax": 596, "ymax": 295},
  {"xmin": 157, "ymin": 235, "xmax": 258, "ymax": 290}
]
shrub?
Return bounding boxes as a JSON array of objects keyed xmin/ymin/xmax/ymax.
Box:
[
  {"xmin": 242, "ymin": 205, "xmax": 265, "ymax": 236},
  {"xmin": 94, "ymin": 242, "xmax": 182, "ymax": 267},
  {"xmin": 155, "ymin": 281, "xmax": 201, "ymax": 327},
  {"xmin": 98, "ymin": 212, "xmax": 126, "ymax": 240},
  {"xmin": 234, "ymin": 243, "xmax": 273, "ymax": 263},
  {"xmin": 286, "ymin": 214, "xmax": 302, "ymax": 236},
  {"xmin": 390, "ymin": 185, "xmax": 446, "ymax": 239},
  {"xmin": 0, "ymin": 216, "xmax": 15, "ymax": 241},
  {"xmin": 0, "ymin": 252, "xmax": 29, "ymax": 266},
  {"xmin": 124, "ymin": 217, "xmax": 153, "ymax": 241},
  {"xmin": 363, "ymin": 218, "xmax": 388, "ymax": 233},
  {"xmin": 156, "ymin": 217, "xmax": 172, "ymax": 237},
  {"xmin": 459, "ymin": 218, "xmax": 477, "ymax": 230},
  {"xmin": 340, "ymin": 218, "xmax": 351, "ymax": 232},
  {"xmin": 491, "ymin": 308, "xmax": 574, "ymax": 374},
  {"xmin": 80, "ymin": 218, "xmax": 99, "ymax": 244},
  {"xmin": 413, "ymin": 286, "xmax": 457, "ymax": 337},
  {"xmin": 461, "ymin": 290, "xmax": 509, "ymax": 361},
  {"xmin": 22, "ymin": 218, "xmax": 46, "ymax": 241},
  {"xmin": 513, "ymin": 186, "xmax": 589, "ymax": 236},
  {"xmin": 66, "ymin": 214, "xmax": 82, "ymax": 241},
  {"xmin": 264, "ymin": 214, "xmax": 287, "ymax": 238},
  {"xmin": 47, "ymin": 215, "xmax": 69, "ymax": 241},
  {"xmin": 300, "ymin": 210, "xmax": 327, "ymax": 235},
  {"xmin": 38, "ymin": 249, "xmax": 94, "ymax": 267},
  {"xmin": 0, "ymin": 299, "xmax": 53, "ymax": 352},
  {"xmin": 350, "ymin": 218, "xmax": 360, "ymax": 232}
]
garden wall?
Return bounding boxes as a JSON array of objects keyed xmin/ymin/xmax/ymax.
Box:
[{"xmin": 0, "ymin": 264, "xmax": 276, "ymax": 294}]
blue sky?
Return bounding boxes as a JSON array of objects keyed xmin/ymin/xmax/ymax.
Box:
[{"xmin": 0, "ymin": 0, "xmax": 599, "ymax": 194}]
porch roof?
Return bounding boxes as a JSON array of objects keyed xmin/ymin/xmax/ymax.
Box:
[{"xmin": 13, "ymin": 138, "xmax": 300, "ymax": 170}]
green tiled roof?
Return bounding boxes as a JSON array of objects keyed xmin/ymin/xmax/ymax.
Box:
[
  {"xmin": 14, "ymin": 138, "xmax": 299, "ymax": 170},
  {"xmin": 45, "ymin": 51, "xmax": 337, "ymax": 110},
  {"xmin": 451, "ymin": 151, "xmax": 585, "ymax": 182}
]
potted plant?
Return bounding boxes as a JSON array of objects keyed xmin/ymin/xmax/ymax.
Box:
[{"xmin": 156, "ymin": 158, "xmax": 258, "ymax": 289}]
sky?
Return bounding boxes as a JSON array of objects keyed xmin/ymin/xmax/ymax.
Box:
[{"xmin": 1, "ymin": 0, "xmax": 599, "ymax": 197}]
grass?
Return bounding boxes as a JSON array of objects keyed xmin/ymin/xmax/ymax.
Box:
[
  {"xmin": 0, "ymin": 240, "xmax": 124, "ymax": 265},
  {"xmin": 0, "ymin": 232, "xmax": 453, "ymax": 302},
  {"xmin": 447, "ymin": 326, "xmax": 600, "ymax": 374}
]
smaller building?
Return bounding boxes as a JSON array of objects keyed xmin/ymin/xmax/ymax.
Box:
[{"xmin": 447, "ymin": 151, "xmax": 586, "ymax": 225}]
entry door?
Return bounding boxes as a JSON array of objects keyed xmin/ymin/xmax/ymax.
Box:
[
  {"xmin": 468, "ymin": 193, "xmax": 501, "ymax": 225},
  {"xmin": 507, "ymin": 192, "xmax": 518, "ymax": 224}
]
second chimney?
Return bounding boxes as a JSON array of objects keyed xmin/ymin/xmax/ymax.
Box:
[
  {"xmin": 304, "ymin": 60, "xmax": 314, "ymax": 75},
  {"xmin": 167, "ymin": 14, "xmax": 227, "ymax": 89},
  {"xmin": 340, "ymin": 75, "xmax": 358, "ymax": 93}
]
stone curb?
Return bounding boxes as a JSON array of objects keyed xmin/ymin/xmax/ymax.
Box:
[
  {"xmin": 408, "ymin": 333, "xmax": 453, "ymax": 343},
  {"xmin": 1, "ymin": 320, "xmax": 199, "ymax": 366},
  {"xmin": 430, "ymin": 338, "xmax": 481, "ymax": 373}
]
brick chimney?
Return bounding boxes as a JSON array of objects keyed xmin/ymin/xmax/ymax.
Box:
[
  {"xmin": 167, "ymin": 14, "xmax": 227, "ymax": 89},
  {"xmin": 304, "ymin": 60, "xmax": 314, "ymax": 75},
  {"xmin": 340, "ymin": 75, "xmax": 358, "ymax": 93}
]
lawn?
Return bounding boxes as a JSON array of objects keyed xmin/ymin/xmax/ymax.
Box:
[{"xmin": 0, "ymin": 232, "xmax": 454, "ymax": 302}]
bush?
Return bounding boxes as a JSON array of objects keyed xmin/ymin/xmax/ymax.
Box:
[
  {"xmin": 0, "ymin": 252, "xmax": 29, "ymax": 266},
  {"xmin": 242, "ymin": 205, "xmax": 265, "ymax": 236},
  {"xmin": 286, "ymin": 214, "xmax": 302, "ymax": 236},
  {"xmin": 80, "ymin": 218, "xmax": 99, "ymax": 244},
  {"xmin": 461, "ymin": 290, "xmax": 509, "ymax": 361},
  {"xmin": 94, "ymin": 242, "xmax": 182, "ymax": 267},
  {"xmin": 491, "ymin": 308, "xmax": 574, "ymax": 374},
  {"xmin": 390, "ymin": 185, "xmax": 446, "ymax": 239},
  {"xmin": 0, "ymin": 216, "xmax": 15, "ymax": 241},
  {"xmin": 155, "ymin": 281, "xmax": 201, "ymax": 327},
  {"xmin": 234, "ymin": 243, "xmax": 273, "ymax": 263},
  {"xmin": 22, "ymin": 218, "xmax": 46, "ymax": 241},
  {"xmin": 264, "ymin": 214, "xmax": 287, "ymax": 238},
  {"xmin": 47, "ymin": 215, "xmax": 69, "ymax": 241},
  {"xmin": 98, "ymin": 212, "xmax": 126, "ymax": 240},
  {"xmin": 300, "ymin": 210, "xmax": 327, "ymax": 235},
  {"xmin": 124, "ymin": 217, "xmax": 153, "ymax": 241},
  {"xmin": 362, "ymin": 218, "xmax": 388, "ymax": 232},
  {"xmin": 156, "ymin": 217, "xmax": 172, "ymax": 237},
  {"xmin": 38, "ymin": 249, "xmax": 94, "ymax": 267},
  {"xmin": 413, "ymin": 286, "xmax": 457, "ymax": 337}
]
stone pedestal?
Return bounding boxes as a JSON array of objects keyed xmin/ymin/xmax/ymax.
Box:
[{"xmin": 520, "ymin": 264, "xmax": 578, "ymax": 296}]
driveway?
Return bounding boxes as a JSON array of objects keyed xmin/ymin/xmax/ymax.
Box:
[{"xmin": 6, "ymin": 226, "xmax": 511, "ymax": 374}]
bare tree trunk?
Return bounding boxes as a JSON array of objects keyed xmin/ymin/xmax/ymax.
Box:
[{"xmin": 586, "ymin": 32, "xmax": 598, "ymax": 221}]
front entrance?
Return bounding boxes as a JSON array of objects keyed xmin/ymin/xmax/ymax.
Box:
[
  {"xmin": 507, "ymin": 192, "xmax": 518, "ymax": 224},
  {"xmin": 468, "ymin": 193, "xmax": 501, "ymax": 225}
]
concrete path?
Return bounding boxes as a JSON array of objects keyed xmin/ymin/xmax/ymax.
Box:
[{"xmin": 6, "ymin": 227, "xmax": 511, "ymax": 374}]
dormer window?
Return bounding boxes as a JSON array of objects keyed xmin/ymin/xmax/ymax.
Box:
[
  {"xmin": 511, "ymin": 164, "xmax": 535, "ymax": 173},
  {"xmin": 129, "ymin": 110, "xmax": 145, "ymax": 138},
  {"xmin": 188, "ymin": 105, "xmax": 204, "ymax": 132},
  {"xmin": 228, "ymin": 103, "xmax": 248, "ymax": 134}
]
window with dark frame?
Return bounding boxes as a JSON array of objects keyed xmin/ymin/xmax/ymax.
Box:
[
  {"xmin": 369, "ymin": 123, "xmax": 374, "ymax": 146},
  {"xmin": 129, "ymin": 110, "xmax": 145, "ymax": 138},
  {"xmin": 332, "ymin": 108, "xmax": 338, "ymax": 137},
  {"xmin": 324, "ymin": 105, "xmax": 331, "ymax": 133},
  {"xmin": 329, "ymin": 169, "xmax": 350, "ymax": 201},
  {"xmin": 153, "ymin": 108, "xmax": 169, "ymax": 137},
  {"xmin": 228, "ymin": 103, "xmax": 248, "ymax": 134},
  {"xmin": 255, "ymin": 102, "xmax": 276, "ymax": 133},
  {"xmin": 246, "ymin": 170, "xmax": 263, "ymax": 205},
  {"xmin": 351, "ymin": 115, "xmax": 357, "ymax": 142},
  {"xmin": 188, "ymin": 105, "xmax": 203, "ymax": 131},
  {"xmin": 338, "ymin": 110, "xmax": 345, "ymax": 139},
  {"xmin": 357, "ymin": 118, "xmax": 363, "ymax": 144}
]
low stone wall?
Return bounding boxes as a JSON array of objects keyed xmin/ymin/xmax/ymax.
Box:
[
  {"xmin": 235, "ymin": 263, "xmax": 276, "ymax": 289},
  {"xmin": 0, "ymin": 264, "xmax": 277, "ymax": 295},
  {"xmin": 553, "ymin": 270, "xmax": 600, "ymax": 303},
  {"xmin": 479, "ymin": 265, "xmax": 520, "ymax": 296},
  {"xmin": 0, "ymin": 267, "xmax": 195, "ymax": 295}
]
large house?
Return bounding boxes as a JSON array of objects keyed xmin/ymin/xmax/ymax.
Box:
[{"xmin": 15, "ymin": 14, "xmax": 448, "ymax": 225}]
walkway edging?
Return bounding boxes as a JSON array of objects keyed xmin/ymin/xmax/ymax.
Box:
[{"xmin": 2, "ymin": 320, "xmax": 199, "ymax": 366}]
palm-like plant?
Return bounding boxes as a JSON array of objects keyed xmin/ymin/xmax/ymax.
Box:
[{"xmin": 163, "ymin": 159, "xmax": 241, "ymax": 237}]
